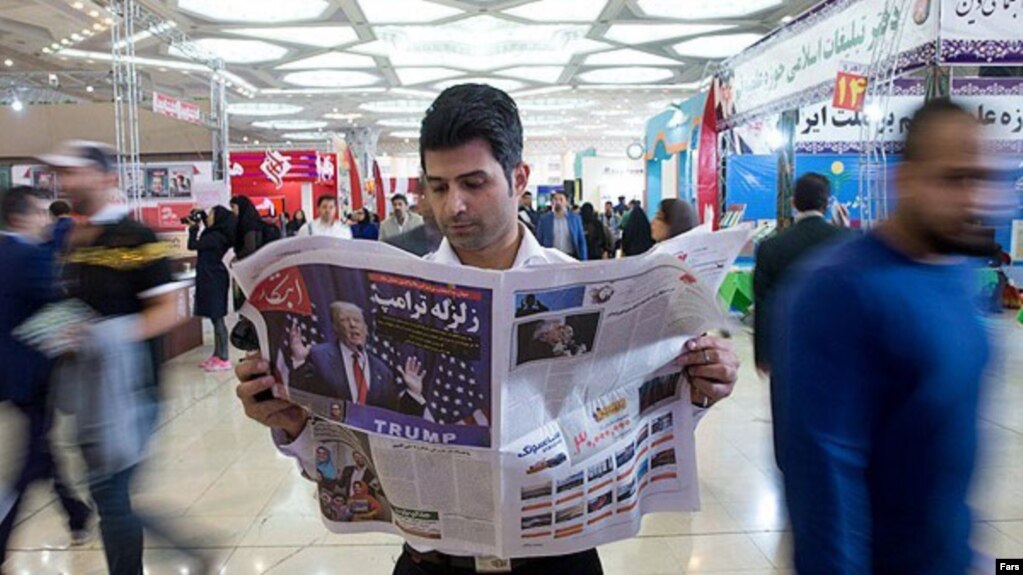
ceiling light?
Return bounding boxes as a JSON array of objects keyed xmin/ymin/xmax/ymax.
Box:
[
  {"xmin": 358, "ymin": 99, "xmax": 431, "ymax": 114},
  {"xmin": 504, "ymin": 0, "xmax": 607, "ymax": 22},
  {"xmin": 578, "ymin": 67, "xmax": 674, "ymax": 84},
  {"xmin": 377, "ymin": 117, "xmax": 422, "ymax": 128},
  {"xmin": 388, "ymin": 87, "xmax": 438, "ymax": 98},
  {"xmin": 390, "ymin": 131, "xmax": 420, "ymax": 139},
  {"xmin": 511, "ymin": 86, "xmax": 572, "ymax": 98},
  {"xmin": 277, "ymin": 52, "xmax": 376, "ymax": 69},
  {"xmin": 637, "ymin": 0, "xmax": 782, "ymax": 19},
  {"xmin": 177, "ymin": 0, "xmax": 330, "ymax": 23},
  {"xmin": 394, "ymin": 67, "xmax": 463, "ymax": 86},
  {"xmin": 225, "ymin": 26, "xmax": 358, "ymax": 48},
  {"xmin": 71, "ymin": 33, "xmax": 83, "ymax": 41},
  {"xmin": 435, "ymin": 77, "xmax": 526, "ymax": 93},
  {"xmin": 89, "ymin": 9, "xmax": 99, "ymax": 17},
  {"xmin": 498, "ymin": 66, "xmax": 564, "ymax": 84},
  {"xmin": 780, "ymin": 15, "xmax": 794, "ymax": 24},
  {"xmin": 355, "ymin": 16, "xmax": 608, "ymax": 71},
  {"xmin": 3, "ymin": 59, "xmax": 12, "ymax": 67},
  {"xmin": 672, "ymin": 33, "xmax": 763, "ymax": 59},
  {"xmin": 585, "ymin": 49, "xmax": 680, "ymax": 66},
  {"xmin": 281, "ymin": 131, "xmax": 335, "ymax": 141},
  {"xmin": 86, "ymin": 85, "xmax": 94, "ymax": 92},
  {"xmin": 228, "ymin": 102, "xmax": 304, "ymax": 116},
  {"xmin": 92, "ymin": 23, "xmax": 103, "ymax": 31},
  {"xmin": 282, "ymin": 70, "xmax": 379, "ymax": 88},
  {"xmin": 518, "ymin": 98, "xmax": 596, "ymax": 112},
  {"xmin": 252, "ymin": 119, "xmax": 328, "ymax": 130},
  {"xmin": 170, "ymin": 38, "xmax": 287, "ymax": 64},
  {"xmin": 11, "ymin": 99, "xmax": 24, "ymax": 112},
  {"xmin": 72, "ymin": 1, "xmax": 84, "ymax": 9},
  {"xmin": 603, "ymin": 23, "xmax": 736, "ymax": 45},
  {"xmin": 357, "ymin": 0, "xmax": 462, "ymax": 23},
  {"xmin": 324, "ymin": 112, "xmax": 363, "ymax": 120},
  {"xmin": 262, "ymin": 87, "xmax": 388, "ymax": 95}
]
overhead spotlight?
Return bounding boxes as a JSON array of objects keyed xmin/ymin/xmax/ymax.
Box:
[
  {"xmin": 93, "ymin": 23, "xmax": 103, "ymax": 31},
  {"xmin": 89, "ymin": 9, "xmax": 99, "ymax": 17},
  {"xmin": 86, "ymin": 85, "xmax": 94, "ymax": 92},
  {"xmin": 11, "ymin": 99, "xmax": 24, "ymax": 112},
  {"xmin": 3, "ymin": 59, "xmax": 12, "ymax": 67},
  {"xmin": 72, "ymin": 1, "xmax": 84, "ymax": 9},
  {"xmin": 61, "ymin": 38, "xmax": 71, "ymax": 45}
]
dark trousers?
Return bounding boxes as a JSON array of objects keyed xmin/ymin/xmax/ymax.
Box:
[
  {"xmin": 393, "ymin": 548, "xmax": 604, "ymax": 575},
  {"xmin": 0, "ymin": 401, "xmax": 92, "ymax": 565},
  {"xmin": 211, "ymin": 316, "xmax": 228, "ymax": 360},
  {"xmin": 90, "ymin": 465, "xmax": 144, "ymax": 575}
]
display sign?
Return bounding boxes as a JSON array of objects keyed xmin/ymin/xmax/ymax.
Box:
[
  {"xmin": 940, "ymin": 0, "xmax": 1023, "ymax": 64},
  {"xmin": 718, "ymin": 0, "xmax": 937, "ymax": 126},
  {"xmin": 833, "ymin": 70, "xmax": 869, "ymax": 112},
  {"xmin": 153, "ymin": 91, "xmax": 203, "ymax": 125},
  {"xmin": 796, "ymin": 78, "xmax": 1023, "ymax": 154},
  {"xmin": 229, "ymin": 149, "xmax": 337, "ymax": 189}
]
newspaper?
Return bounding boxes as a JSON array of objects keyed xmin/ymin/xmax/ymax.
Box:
[{"xmin": 230, "ymin": 227, "xmax": 749, "ymax": 558}]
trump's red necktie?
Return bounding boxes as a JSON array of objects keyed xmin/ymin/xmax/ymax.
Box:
[{"xmin": 352, "ymin": 353, "xmax": 369, "ymax": 405}]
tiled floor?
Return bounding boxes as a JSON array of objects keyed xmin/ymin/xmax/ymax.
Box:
[{"xmin": 2, "ymin": 315, "xmax": 1021, "ymax": 574}]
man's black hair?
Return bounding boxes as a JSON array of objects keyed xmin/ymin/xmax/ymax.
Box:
[
  {"xmin": 317, "ymin": 195, "xmax": 337, "ymax": 207},
  {"xmin": 904, "ymin": 98, "xmax": 974, "ymax": 162},
  {"xmin": 420, "ymin": 84, "xmax": 523, "ymax": 190},
  {"xmin": 391, "ymin": 193, "xmax": 408, "ymax": 206},
  {"xmin": 793, "ymin": 173, "xmax": 831, "ymax": 213},
  {"xmin": 49, "ymin": 199, "xmax": 72, "ymax": 218},
  {"xmin": 1, "ymin": 186, "xmax": 48, "ymax": 227}
]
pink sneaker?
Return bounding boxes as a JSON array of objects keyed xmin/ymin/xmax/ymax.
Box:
[
  {"xmin": 198, "ymin": 356, "xmax": 216, "ymax": 369},
  {"xmin": 204, "ymin": 358, "xmax": 233, "ymax": 372}
]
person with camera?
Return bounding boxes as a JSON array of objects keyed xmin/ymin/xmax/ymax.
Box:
[{"xmin": 186, "ymin": 205, "xmax": 237, "ymax": 372}]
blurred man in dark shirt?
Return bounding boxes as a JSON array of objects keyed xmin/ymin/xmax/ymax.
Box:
[{"xmin": 773, "ymin": 99, "xmax": 999, "ymax": 574}]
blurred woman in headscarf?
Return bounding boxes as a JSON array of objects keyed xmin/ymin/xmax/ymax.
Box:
[
  {"xmin": 651, "ymin": 199, "xmax": 699, "ymax": 243},
  {"xmin": 229, "ymin": 196, "xmax": 263, "ymax": 260},
  {"xmin": 351, "ymin": 208, "xmax": 379, "ymax": 240},
  {"xmin": 621, "ymin": 206, "xmax": 655, "ymax": 256},
  {"xmin": 187, "ymin": 205, "xmax": 236, "ymax": 372}
]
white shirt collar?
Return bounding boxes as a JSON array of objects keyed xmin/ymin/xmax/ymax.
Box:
[
  {"xmin": 89, "ymin": 202, "xmax": 130, "ymax": 225},
  {"xmin": 794, "ymin": 211, "xmax": 825, "ymax": 222},
  {"xmin": 427, "ymin": 223, "xmax": 574, "ymax": 269}
]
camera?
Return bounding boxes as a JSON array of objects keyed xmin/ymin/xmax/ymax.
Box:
[{"xmin": 180, "ymin": 209, "xmax": 206, "ymax": 225}]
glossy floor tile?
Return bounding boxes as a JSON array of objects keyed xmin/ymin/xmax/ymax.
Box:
[{"xmin": 2, "ymin": 315, "xmax": 1021, "ymax": 574}]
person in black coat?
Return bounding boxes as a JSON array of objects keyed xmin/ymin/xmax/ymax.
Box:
[
  {"xmin": 620, "ymin": 206, "xmax": 655, "ymax": 257},
  {"xmin": 229, "ymin": 196, "xmax": 263, "ymax": 260},
  {"xmin": 753, "ymin": 173, "xmax": 850, "ymax": 374},
  {"xmin": 188, "ymin": 205, "xmax": 236, "ymax": 371}
]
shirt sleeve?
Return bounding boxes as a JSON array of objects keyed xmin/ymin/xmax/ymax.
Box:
[
  {"xmin": 272, "ymin": 422, "xmax": 320, "ymax": 481},
  {"xmin": 773, "ymin": 269, "xmax": 878, "ymax": 574}
]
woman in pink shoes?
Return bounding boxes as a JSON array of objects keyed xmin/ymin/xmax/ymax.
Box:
[{"xmin": 188, "ymin": 205, "xmax": 236, "ymax": 372}]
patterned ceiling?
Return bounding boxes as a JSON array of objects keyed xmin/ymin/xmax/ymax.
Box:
[{"xmin": 0, "ymin": 0, "xmax": 817, "ymax": 145}]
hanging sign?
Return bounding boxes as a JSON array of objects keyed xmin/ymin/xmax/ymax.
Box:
[
  {"xmin": 940, "ymin": 0, "xmax": 1023, "ymax": 65},
  {"xmin": 152, "ymin": 91, "xmax": 203, "ymax": 125},
  {"xmin": 833, "ymin": 66, "xmax": 869, "ymax": 112}
]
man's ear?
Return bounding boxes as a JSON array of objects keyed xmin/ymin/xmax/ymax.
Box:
[{"xmin": 512, "ymin": 162, "xmax": 531, "ymax": 199}]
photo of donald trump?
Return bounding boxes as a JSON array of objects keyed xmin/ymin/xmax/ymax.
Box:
[{"xmin": 287, "ymin": 301, "xmax": 429, "ymax": 417}]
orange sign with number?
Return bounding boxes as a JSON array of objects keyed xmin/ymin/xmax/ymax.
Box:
[{"xmin": 833, "ymin": 71, "xmax": 869, "ymax": 112}]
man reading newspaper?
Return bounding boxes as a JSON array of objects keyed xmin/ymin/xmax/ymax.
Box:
[{"xmin": 234, "ymin": 84, "xmax": 740, "ymax": 574}]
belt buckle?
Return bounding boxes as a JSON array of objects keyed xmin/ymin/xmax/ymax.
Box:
[{"xmin": 474, "ymin": 556, "xmax": 512, "ymax": 573}]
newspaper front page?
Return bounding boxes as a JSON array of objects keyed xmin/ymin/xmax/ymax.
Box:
[{"xmin": 230, "ymin": 226, "xmax": 750, "ymax": 558}]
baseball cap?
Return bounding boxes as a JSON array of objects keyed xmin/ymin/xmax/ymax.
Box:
[{"xmin": 37, "ymin": 140, "xmax": 117, "ymax": 173}]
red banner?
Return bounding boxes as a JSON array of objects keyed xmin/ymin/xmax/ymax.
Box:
[
  {"xmin": 153, "ymin": 91, "xmax": 203, "ymax": 125},
  {"xmin": 697, "ymin": 86, "xmax": 720, "ymax": 230},
  {"xmin": 229, "ymin": 149, "xmax": 338, "ymax": 189}
]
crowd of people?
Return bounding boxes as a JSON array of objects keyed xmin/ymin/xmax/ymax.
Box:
[{"xmin": 0, "ymin": 82, "xmax": 1007, "ymax": 575}]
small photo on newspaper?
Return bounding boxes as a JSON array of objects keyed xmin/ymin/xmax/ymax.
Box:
[
  {"xmin": 311, "ymin": 421, "xmax": 392, "ymax": 525},
  {"xmin": 244, "ymin": 263, "xmax": 495, "ymax": 448}
]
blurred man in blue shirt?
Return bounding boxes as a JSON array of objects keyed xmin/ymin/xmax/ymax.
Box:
[{"xmin": 772, "ymin": 99, "xmax": 999, "ymax": 574}]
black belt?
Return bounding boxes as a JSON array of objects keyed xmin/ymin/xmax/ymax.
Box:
[{"xmin": 403, "ymin": 545, "xmax": 535, "ymax": 572}]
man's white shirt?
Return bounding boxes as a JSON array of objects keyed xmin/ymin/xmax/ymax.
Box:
[{"xmin": 300, "ymin": 219, "xmax": 353, "ymax": 240}]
